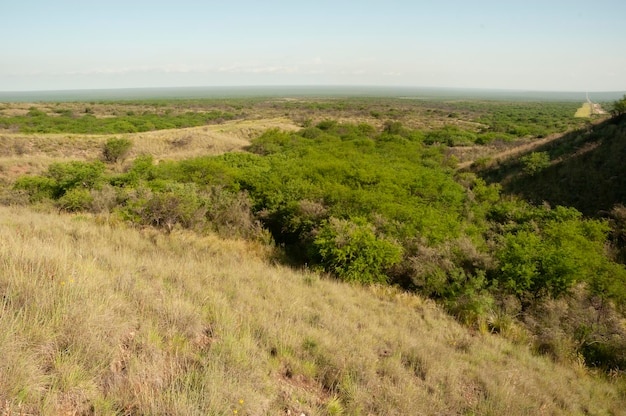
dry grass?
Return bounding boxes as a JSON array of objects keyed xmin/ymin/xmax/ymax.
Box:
[
  {"xmin": 0, "ymin": 206, "xmax": 624, "ymax": 415},
  {"xmin": 128, "ymin": 117, "xmax": 298, "ymax": 161},
  {"xmin": 575, "ymin": 103, "xmax": 592, "ymax": 118},
  {"xmin": 0, "ymin": 118, "xmax": 298, "ymax": 181}
]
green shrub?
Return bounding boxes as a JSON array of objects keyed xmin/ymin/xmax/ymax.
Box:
[
  {"xmin": 313, "ymin": 217, "xmax": 402, "ymax": 284},
  {"xmin": 57, "ymin": 188, "xmax": 93, "ymax": 212},
  {"xmin": 610, "ymin": 94, "xmax": 626, "ymax": 117},
  {"xmin": 424, "ymin": 126, "xmax": 477, "ymax": 146},
  {"xmin": 121, "ymin": 183, "xmax": 208, "ymax": 233},
  {"xmin": 520, "ymin": 151, "xmax": 550, "ymax": 175},
  {"xmin": 46, "ymin": 161, "xmax": 106, "ymax": 197},
  {"xmin": 495, "ymin": 216, "xmax": 619, "ymax": 306},
  {"xmin": 13, "ymin": 176, "xmax": 56, "ymax": 202},
  {"xmin": 102, "ymin": 137, "xmax": 133, "ymax": 163}
]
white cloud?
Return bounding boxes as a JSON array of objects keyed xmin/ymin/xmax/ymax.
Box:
[{"xmin": 217, "ymin": 64, "xmax": 300, "ymax": 74}]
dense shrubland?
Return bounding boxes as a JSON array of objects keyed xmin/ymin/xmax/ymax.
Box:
[
  {"xmin": 0, "ymin": 98, "xmax": 588, "ymax": 141},
  {"xmin": 478, "ymin": 108, "xmax": 626, "ymax": 217},
  {"xmin": 0, "ymin": 107, "xmax": 238, "ymax": 134},
  {"xmin": 11, "ymin": 114, "xmax": 626, "ymax": 372}
]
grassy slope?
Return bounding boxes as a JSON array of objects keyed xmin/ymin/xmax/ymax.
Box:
[
  {"xmin": 477, "ymin": 116, "xmax": 626, "ymax": 216},
  {"xmin": 0, "ymin": 206, "xmax": 624, "ymax": 415},
  {"xmin": 0, "ymin": 117, "xmax": 298, "ymax": 183}
]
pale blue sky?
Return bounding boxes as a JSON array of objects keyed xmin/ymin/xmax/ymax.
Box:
[{"xmin": 1, "ymin": 0, "xmax": 624, "ymax": 91}]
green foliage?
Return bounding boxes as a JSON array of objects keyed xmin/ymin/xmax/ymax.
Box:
[
  {"xmin": 14, "ymin": 161, "xmax": 105, "ymax": 201},
  {"xmin": 246, "ymin": 128, "xmax": 296, "ymax": 155},
  {"xmin": 520, "ymin": 152, "xmax": 550, "ymax": 175},
  {"xmin": 102, "ymin": 137, "xmax": 133, "ymax": 163},
  {"xmin": 0, "ymin": 109, "xmax": 237, "ymax": 134},
  {"xmin": 46, "ymin": 161, "xmax": 106, "ymax": 198},
  {"xmin": 495, "ymin": 211, "xmax": 621, "ymax": 305},
  {"xmin": 313, "ymin": 217, "xmax": 402, "ymax": 284},
  {"xmin": 424, "ymin": 126, "xmax": 477, "ymax": 146},
  {"xmin": 241, "ymin": 126, "xmax": 466, "ymax": 249},
  {"xmin": 13, "ymin": 176, "xmax": 56, "ymax": 202},
  {"xmin": 57, "ymin": 188, "xmax": 94, "ymax": 212},
  {"xmin": 472, "ymin": 101, "xmax": 585, "ymax": 138},
  {"xmin": 122, "ymin": 182, "xmax": 208, "ymax": 233},
  {"xmin": 610, "ymin": 94, "xmax": 626, "ymax": 117}
]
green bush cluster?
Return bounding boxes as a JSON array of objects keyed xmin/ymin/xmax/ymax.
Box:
[
  {"xmin": 102, "ymin": 138, "xmax": 133, "ymax": 163},
  {"xmin": 0, "ymin": 109, "xmax": 237, "ymax": 134},
  {"xmin": 313, "ymin": 217, "xmax": 403, "ymax": 284},
  {"xmin": 611, "ymin": 94, "xmax": 626, "ymax": 117},
  {"xmin": 470, "ymin": 101, "xmax": 586, "ymax": 138},
  {"xmin": 519, "ymin": 151, "xmax": 550, "ymax": 175}
]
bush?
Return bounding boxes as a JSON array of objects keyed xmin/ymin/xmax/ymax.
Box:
[
  {"xmin": 13, "ymin": 176, "xmax": 56, "ymax": 202},
  {"xmin": 523, "ymin": 288, "xmax": 626, "ymax": 369},
  {"xmin": 121, "ymin": 183, "xmax": 208, "ymax": 233},
  {"xmin": 520, "ymin": 151, "xmax": 550, "ymax": 175},
  {"xmin": 103, "ymin": 137, "xmax": 133, "ymax": 163},
  {"xmin": 205, "ymin": 187, "xmax": 262, "ymax": 239},
  {"xmin": 610, "ymin": 94, "xmax": 626, "ymax": 117},
  {"xmin": 57, "ymin": 188, "xmax": 93, "ymax": 212},
  {"xmin": 46, "ymin": 161, "xmax": 106, "ymax": 197},
  {"xmin": 313, "ymin": 217, "xmax": 402, "ymax": 284}
]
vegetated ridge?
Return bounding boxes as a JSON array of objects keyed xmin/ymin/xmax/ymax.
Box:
[{"xmin": 475, "ymin": 115, "xmax": 626, "ymax": 217}]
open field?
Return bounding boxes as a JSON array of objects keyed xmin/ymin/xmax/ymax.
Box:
[{"xmin": 575, "ymin": 103, "xmax": 592, "ymax": 118}]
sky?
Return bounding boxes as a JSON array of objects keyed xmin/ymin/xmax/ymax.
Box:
[{"xmin": 1, "ymin": 0, "xmax": 625, "ymax": 92}]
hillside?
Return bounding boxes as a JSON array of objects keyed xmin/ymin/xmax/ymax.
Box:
[
  {"xmin": 475, "ymin": 116, "xmax": 626, "ymax": 217},
  {"xmin": 1, "ymin": 206, "xmax": 624, "ymax": 415}
]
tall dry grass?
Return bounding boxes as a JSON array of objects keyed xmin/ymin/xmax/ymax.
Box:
[{"xmin": 0, "ymin": 206, "xmax": 624, "ymax": 415}]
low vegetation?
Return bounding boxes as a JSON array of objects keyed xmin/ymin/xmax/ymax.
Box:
[
  {"xmin": 0, "ymin": 206, "xmax": 624, "ymax": 415},
  {"xmin": 611, "ymin": 94, "xmax": 626, "ymax": 117},
  {"xmin": 477, "ymin": 115, "xmax": 626, "ymax": 217},
  {"xmin": 1, "ymin": 97, "xmax": 625, "ymax": 414},
  {"xmin": 0, "ymin": 107, "xmax": 238, "ymax": 134},
  {"xmin": 575, "ymin": 102, "xmax": 592, "ymax": 118}
]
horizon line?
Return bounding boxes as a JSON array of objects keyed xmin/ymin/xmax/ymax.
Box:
[{"xmin": 2, "ymin": 85, "xmax": 625, "ymax": 94}]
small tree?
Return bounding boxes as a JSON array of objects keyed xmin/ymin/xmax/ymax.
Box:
[
  {"xmin": 520, "ymin": 151, "xmax": 550, "ymax": 175},
  {"xmin": 610, "ymin": 94, "xmax": 626, "ymax": 118},
  {"xmin": 313, "ymin": 217, "xmax": 402, "ymax": 284},
  {"xmin": 103, "ymin": 137, "xmax": 133, "ymax": 163}
]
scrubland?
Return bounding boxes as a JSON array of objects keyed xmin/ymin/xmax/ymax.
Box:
[{"xmin": 1, "ymin": 97, "xmax": 625, "ymax": 415}]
